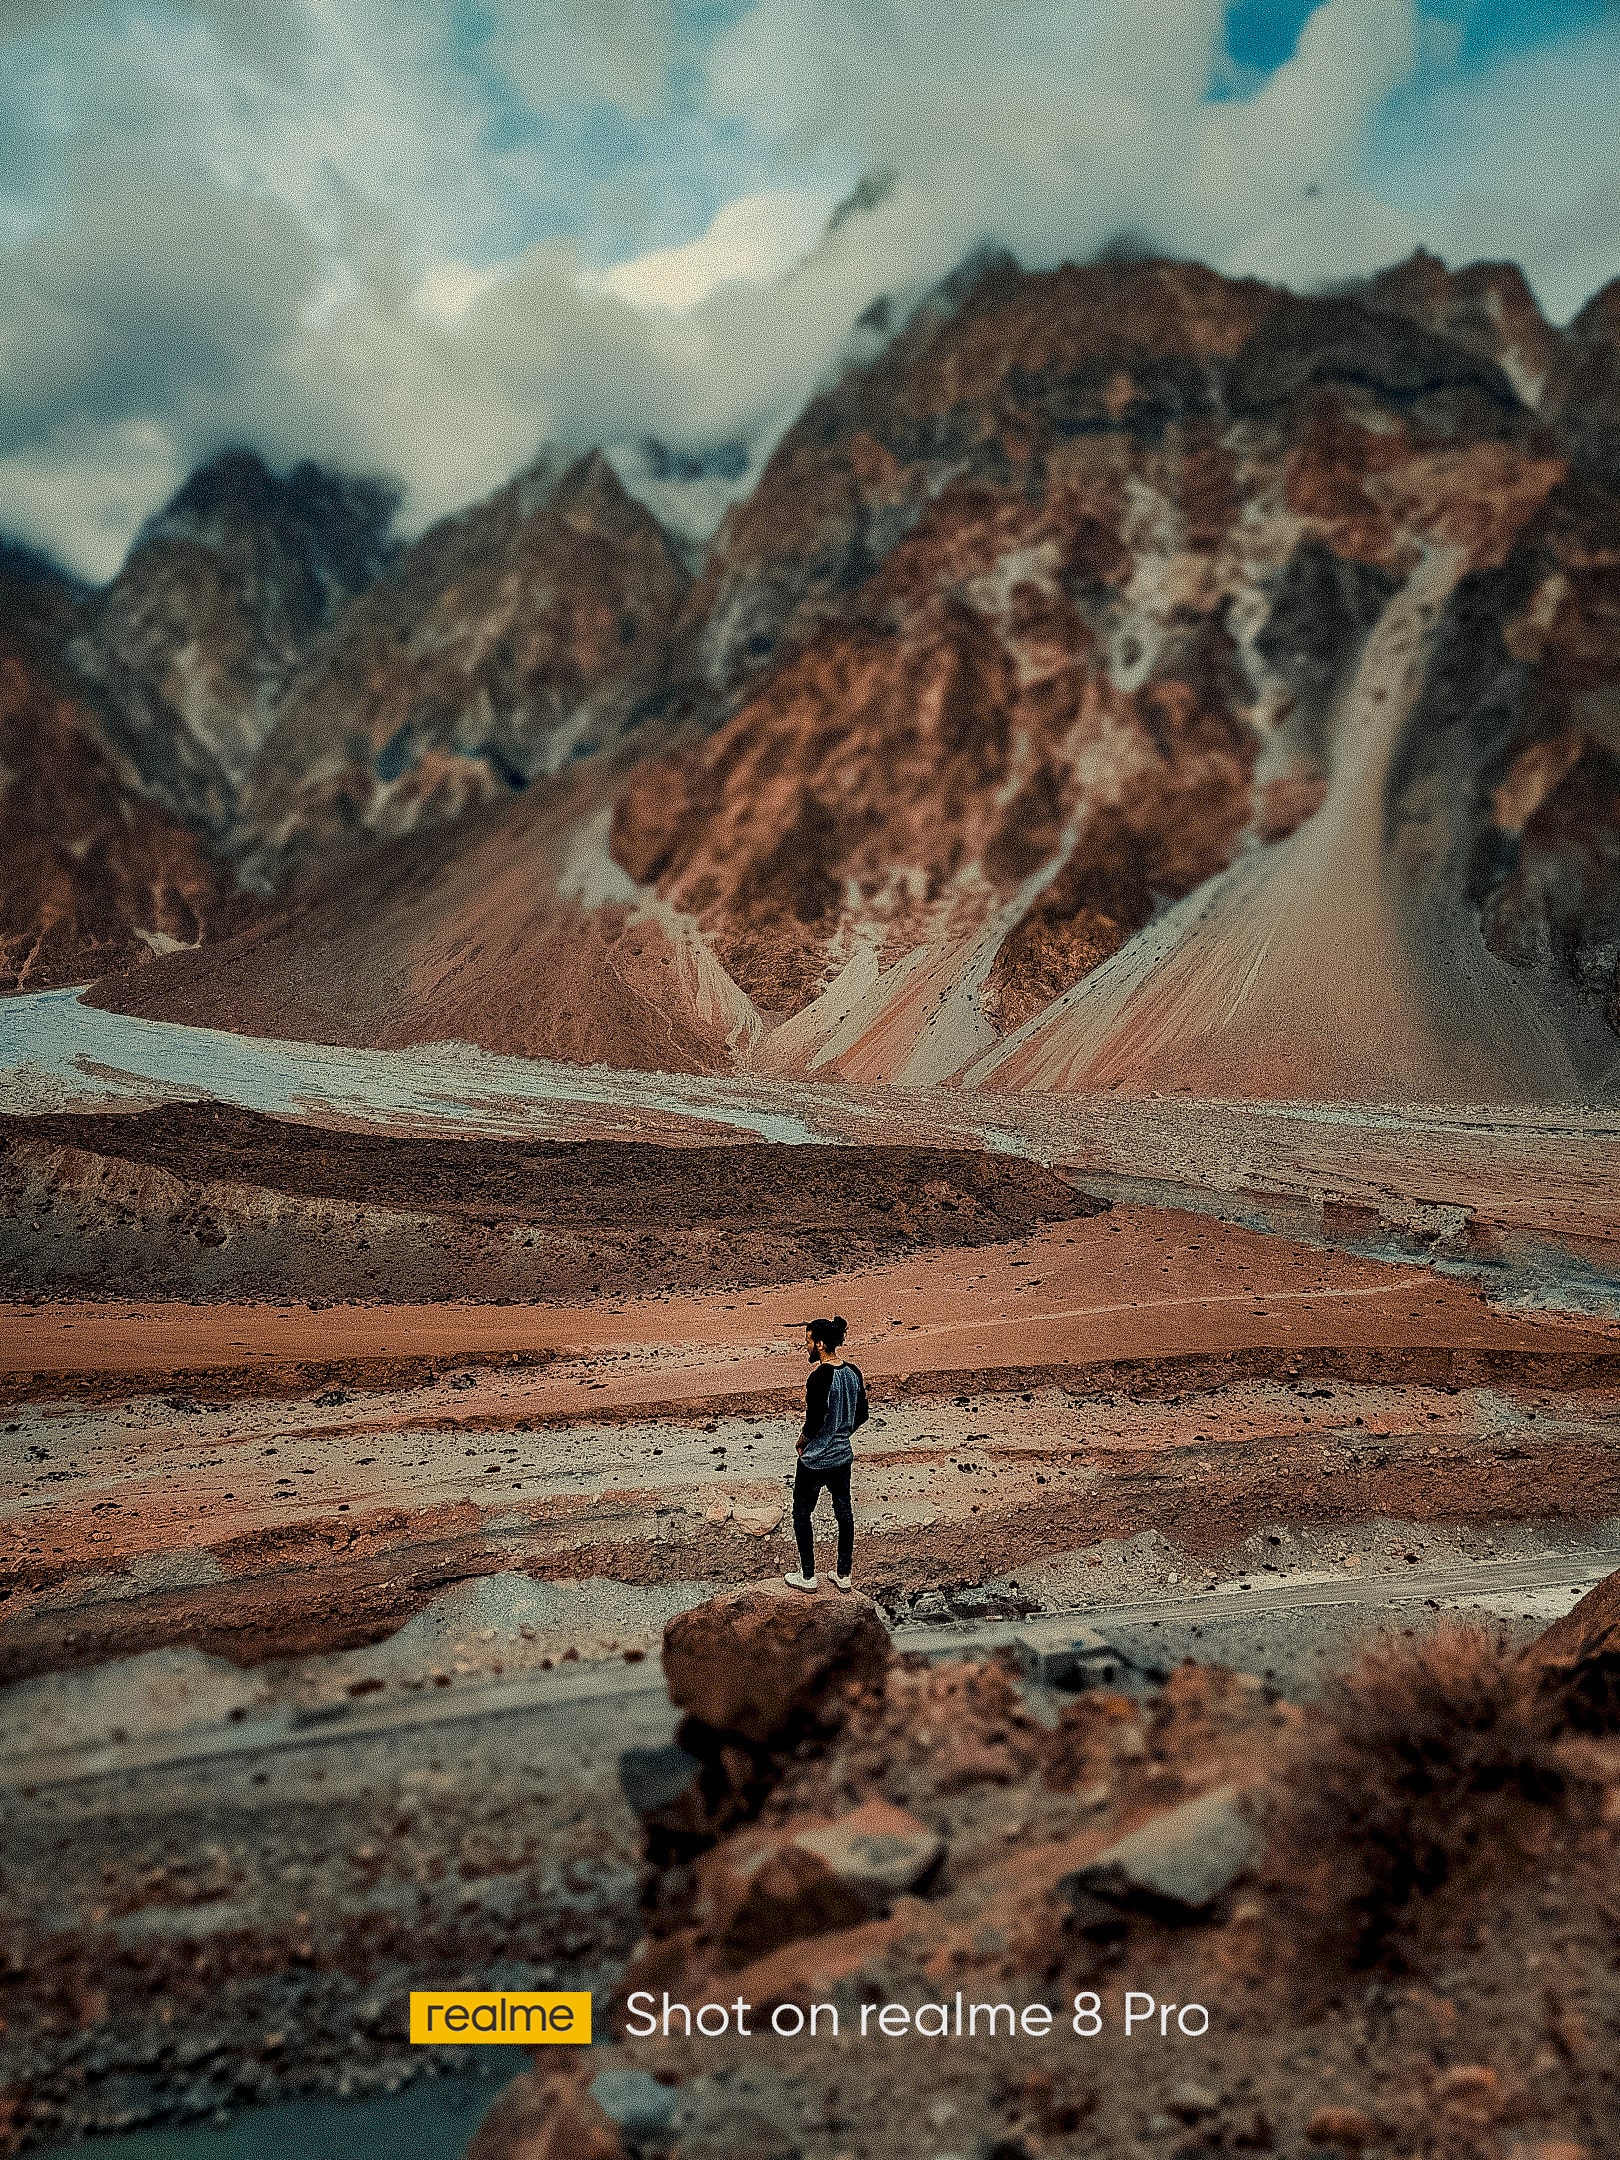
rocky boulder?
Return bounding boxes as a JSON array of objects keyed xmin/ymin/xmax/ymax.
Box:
[
  {"xmin": 695, "ymin": 1797, "xmax": 943, "ymax": 1963},
  {"xmin": 1527, "ymin": 1565, "xmax": 1620, "ymax": 1731},
  {"xmin": 618, "ymin": 1742, "xmax": 707, "ymax": 1837},
  {"xmin": 662, "ymin": 1584, "xmax": 890, "ymax": 1747},
  {"xmin": 695, "ymin": 1822, "xmax": 873, "ymax": 1963},
  {"xmin": 462, "ymin": 2058, "xmax": 628, "ymax": 2160},
  {"xmin": 1530, "ymin": 1566, "xmax": 1620, "ymax": 1666},
  {"xmin": 1063, "ymin": 1783, "xmax": 1258, "ymax": 1921},
  {"xmin": 793, "ymin": 1796, "xmax": 944, "ymax": 1903}
]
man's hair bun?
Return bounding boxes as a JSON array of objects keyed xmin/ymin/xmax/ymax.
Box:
[{"xmin": 830, "ymin": 1315, "xmax": 848, "ymax": 1347}]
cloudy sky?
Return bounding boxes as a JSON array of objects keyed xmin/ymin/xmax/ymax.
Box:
[{"xmin": 2, "ymin": 0, "xmax": 1618, "ymax": 579}]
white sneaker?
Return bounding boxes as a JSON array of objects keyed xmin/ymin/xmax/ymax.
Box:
[
  {"xmin": 833, "ymin": 1575, "xmax": 853, "ymax": 1594},
  {"xmin": 783, "ymin": 1571, "xmax": 818, "ymax": 1592}
]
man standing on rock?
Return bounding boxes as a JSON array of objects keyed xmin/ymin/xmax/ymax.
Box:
[{"xmin": 784, "ymin": 1315, "xmax": 868, "ymax": 1595}]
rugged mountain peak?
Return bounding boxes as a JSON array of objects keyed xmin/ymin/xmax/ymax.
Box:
[
  {"xmin": 416, "ymin": 445, "xmax": 675, "ymax": 558},
  {"xmin": 1570, "ymin": 279, "xmax": 1620, "ymax": 348},
  {"xmin": 1365, "ymin": 256, "xmax": 1620, "ymax": 488},
  {"xmin": 608, "ymin": 251, "xmax": 1608, "ymax": 1097},
  {"xmin": 606, "ymin": 437, "xmax": 755, "ymax": 572},
  {"xmin": 1226, "ymin": 288, "xmax": 1525, "ymax": 420},
  {"xmin": 86, "ymin": 251, "xmax": 1620, "ymax": 1104},
  {"xmin": 237, "ymin": 446, "xmax": 691, "ymax": 886},
  {"xmin": 0, "ymin": 535, "xmax": 86, "ymax": 597},
  {"xmin": 68, "ymin": 449, "xmax": 398, "ymax": 837},
  {"xmin": 681, "ymin": 252, "xmax": 1260, "ymax": 703},
  {"xmin": 1543, "ymin": 278, "xmax": 1620, "ymax": 487},
  {"xmin": 1365, "ymin": 249, "xmax": 1559, "ymax": 407},
  {"xmin": 0, "ymin": 538, "xmax": 87, "ymax": 643},
  {"xmin": 138, "ymin": 449, "xmax": 398, "ymax": 603},
  {"xmin": 551, "ymin": 445, "xmax": 622, "ymax": 506},
  {"xmin": 537, "ymin": 446, "xmax": 683, "ymax": 544},
  {"xmin": 678, "ymin": 247, "xmax": 1541, "ymax": 714}
]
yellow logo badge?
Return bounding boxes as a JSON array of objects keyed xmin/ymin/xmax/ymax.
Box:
[{"xmin": 410, "ymin": 1991, "xmax": 591, "ymax": 2045}]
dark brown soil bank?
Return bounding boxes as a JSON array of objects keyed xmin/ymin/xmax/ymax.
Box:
[{"xmin": 0, "ymin": 1103, "xmax": 1103, "ymax": 1303}]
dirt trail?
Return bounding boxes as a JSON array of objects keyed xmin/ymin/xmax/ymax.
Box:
[
  {"xmin": 3, "ymin": 1205, "xmax": 1607, "ymax": 1405},
  {"xmin": 4, "ymin": 1544, "xmax": 1612, "ymax": 1794}
]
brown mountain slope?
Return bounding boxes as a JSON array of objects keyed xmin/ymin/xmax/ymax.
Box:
[
  {"xmin": 967, "ymin": 452, "xmax": 1620, "ymax": 1102},
  {"xmin": 675, "ymin": 252, "xmax": 1275, "ymax": 708},
  {"xmin": 93, "ymin": 765, "xmax": 760, "ymax": 1073},
  {"xmin": 0, "ymin": 566, "xmax": 247, "ymax": 993},
  {"xmin": 610, "ymin": 255, "xmax": 1616, "ymax": 1095},
  {"xmin": 613, "ymin": 468, "xmax": 1259, "ymax": 1039}
]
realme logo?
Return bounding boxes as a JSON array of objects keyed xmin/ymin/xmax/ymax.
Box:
[{"xmin": 410, "ymin": 1991, "xmax": 591, "ymax": 2045}]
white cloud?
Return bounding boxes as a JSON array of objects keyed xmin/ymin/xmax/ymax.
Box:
[
  {"xmin": 1368, "ymin": 12, "xmax": 1620, "ymax": 321},
  {"xmin": 0, "ymin": 0, "xmax": 1616, "ymax": 580},
  {"xmin": 0, "ymin": 418, "xmax": 182, "ymax": 584},
  {"xmin": 596, "ymin": 186, "xmax": 839, "ymax": 310},
  {"xmin": 484, "ymin": 0, "xmax": 676, "ymax": 116},
  {"xmin": 1226, "ymin": 188, "xmax": 1422, "ymax": 291},
  {"xmin": 1431, "ymin": 171, "xmax": 1620, "ymax": 327},
  {"xmin": 413, "ymin": 258, "xmax": 508, "ymax": 324},
  {"xmin": 707, "ymin": 0, "xmax": 1423, "ymax": 277},
  {"xmin": 0, "ymin": 0, "xmax": 501, "ymax": 265}
]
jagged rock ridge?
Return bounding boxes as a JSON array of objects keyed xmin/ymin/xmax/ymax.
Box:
[
  {"xmin": 238, "ymin": 450, "xmax": 691, "ymax": 888},
  {"xmin": 69, "ymin": 450, "xmax": 399, "ymax": 838}
]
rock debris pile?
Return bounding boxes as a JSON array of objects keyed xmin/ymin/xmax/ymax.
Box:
[{"xmin": 468, "ymin": 1575, "xmax": 1620, "ymax": 2159}]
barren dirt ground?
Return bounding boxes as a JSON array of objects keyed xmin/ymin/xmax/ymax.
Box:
[
  {"xmin": 5, "ymin": 1081, "xmax": 1620, "ymax": 2152},
  {"xmin": 5, "ymin": 1202, "xmax": 1613, "ymax": 1395},
  {"xmin": 7, "ymin": 1204, "xmax": 1620, "ymax": 1680}
]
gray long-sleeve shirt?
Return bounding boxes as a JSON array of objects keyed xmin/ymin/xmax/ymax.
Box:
[{"xmin": 800, "ymin": 1360, "xmax": 869, "ymax": 1469}]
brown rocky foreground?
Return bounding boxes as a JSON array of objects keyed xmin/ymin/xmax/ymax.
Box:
[{"xmin": 466, "ymin": 1580, "xmax": 1620, "ymax": 2160}]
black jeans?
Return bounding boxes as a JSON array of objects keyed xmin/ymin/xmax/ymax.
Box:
[{"xmin": 793, "ymin": 1460, "xmax": 854, "ymax": 1578}]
